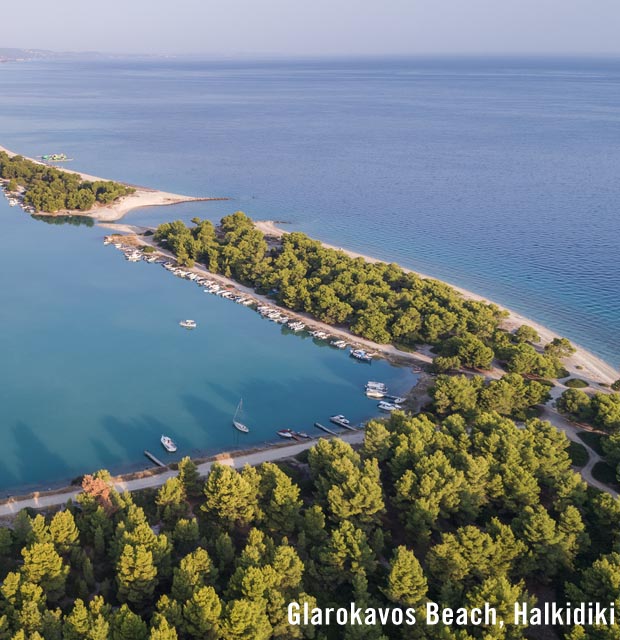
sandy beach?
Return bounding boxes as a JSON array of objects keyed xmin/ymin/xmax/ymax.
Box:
[
  {"xmin": 0, "ymin": 143, "xmax": 221, "ymax": 221},
  {"xmin": 254, "ymin": 220, "xmax": 620, "ymax": 386}
]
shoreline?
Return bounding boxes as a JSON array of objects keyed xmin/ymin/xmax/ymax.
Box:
[
  {"xmin": 0, "ymin": 430, "xmax": 365, "ymax": 518},
  {"xmin": 0, "ymin": 143, "xmax": 226, "ymax": 221},
  {"xmin": 254, "ymin": 220, "xmax": 620, "ymax": 387}
]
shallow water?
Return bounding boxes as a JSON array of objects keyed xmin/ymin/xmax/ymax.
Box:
[{"xmin": 0, "ymin": 56, "xmax": 619, "ymax": 489}]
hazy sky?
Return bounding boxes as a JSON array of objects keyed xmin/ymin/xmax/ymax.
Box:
[{"xmin": 4, "ymin": 0, "xmax": 620, "ymax": 56}]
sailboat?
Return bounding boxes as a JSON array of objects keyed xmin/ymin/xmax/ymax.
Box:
[{"xmin": 232, "ymin": 399, "xmax": 250, "ymax": 433}]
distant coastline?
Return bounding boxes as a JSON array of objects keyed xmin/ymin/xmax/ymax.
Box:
[{"xmin": 0, "ymin": 143, "xmax": 225, "ymax": 221}]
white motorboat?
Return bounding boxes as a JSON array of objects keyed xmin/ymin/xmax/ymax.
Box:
[
  {"xmin": 161, "ymin": 435, "xmax": 178, "ymax": 452},
  {"xmin": 366, "ymin": 381, "xmax": 387, "ymax": 390},
  {"xmin": 277, "ymin": 429, "xmax": 295, "ymax": 439},
  {"xmin": 330, "ymin": 414, "xmax": 351, "ymax": 427},
  {"xmin": 378, "ymin": 401, "xmax": 401, "ymax": 412},
  {"xmin": 366, "ymin": 389, "xmax": 386, "ymax": 399},
  {"xmin": 179, "ymin": 319, "xmax": 197, "ymax": 329}
]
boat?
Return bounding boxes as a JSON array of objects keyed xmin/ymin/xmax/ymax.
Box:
[
  {"xmin": 179, "ymin": 319, "xmax": 197, "ymax": 329},
  {"xmin": 287, "ymin": 321, "xmax": 306, "ymax": 331},
  {"xmin": 233, "ymin": 399, "xmax": 250, "ymax": 433},
  {"xmin": 366, "ymin": 389, "xmax": 386, "ymax": 399},
  {"xmin": 366, "ymin": 381, "xmax": 387, "ymax": 390},
  {"xmin": 330, "ymin": 414, "xmax": 351, "ymax": 428},
  {"xmin": 387, "ymin": 396, "xmax": 406, "ymax": 404},
  {"xmin": 296, "ymin": 432, "xmax": 312, "ymax": 439},
  {"xmin": 40, "ymin": 153, "xmax": 73, "ymax": 162},
  {"xmin": 310, "ymin": 330, "xmax": 329, "ymax": 339},
  {"xmin": 160, "ymin": 435, "xmax": 178, "ymax": 452},
  {"xmin": 277, "ymin": 429, "xmax": 295, "ymax": 439},
  {"xmin": 377, "ymin": 401, "xmax": 401, "ymax": 412},
  {"xmin": 330, "ymin": 339, "xmax": 348, "ymax": 349},
  {"xmin": 350, "ymin": 349, "xmax": 373, "ymax": 362}
]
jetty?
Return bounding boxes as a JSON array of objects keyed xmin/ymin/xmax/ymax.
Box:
[
  {"xmin": 144, "ymin": 450, "xmax": 167, "ymax": 468},
  {"xmin": 314, "ymin": 422, "xmax": 339, "ymax": 435}
]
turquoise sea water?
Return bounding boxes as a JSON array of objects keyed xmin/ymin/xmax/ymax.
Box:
[{"xmin": 1, "ymin": 56, "xmax": 619, "ymax": 490}]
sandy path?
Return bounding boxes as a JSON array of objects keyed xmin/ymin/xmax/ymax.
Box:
[
  {"xmin": 255, "ymin": 221, "xmax": 619, "ymax": 386},
  {"xmin": 0, "ymin": 431, "xmax": 364, "ymax": 517},
  {"xmin": 0, "ymin": 143, "xmax": 219, "ymax": 222}
]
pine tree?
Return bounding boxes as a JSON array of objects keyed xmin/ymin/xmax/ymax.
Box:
[
  {"xmin": 182, "ymin": 585, "xmax": 222, "ymax": 639},
  {"xmin": 172, "ymin": 548, "xmax": 217, "ymax": 602},
  {"xmin": 112, "ymin": 604, "xmax": 148, "ymax": 640},
  {"xmin": 202, "ymin": 464, "xmax": 258, "ymax": 529},
  {"xmin": 20, "ymin": 542, "xmax": 68, "ymax": 602},
  {"xmin": 178, "ymin": 457, "xmax": 203, "ymax": 498},
  {"xmin": 384, "ymin": 546, "xmax": 427, "ymax": 608},
  {"xmin": 149, "ymin": 615, "xmax": 178, "ymax": 640},
  {"xmin": 116, "ymin": 544, "xmax": 158, "ymax": 609},
  {"xmin": 172, "ymin": 519, "xmax": 200, "ymax": 554},
  {"xmin": 48, "ymin": 510, "xmax": 79, "ymax": 554},
  {"xmin": 257, "ymin": 462, "xmax": 302, "ymax": 536},
  {"xmin": 156, "ymin": 478, "xmax": 187, "ymax": 526},
  {"xmin": 220, "ymin": 599, "xmax": 272, "ymax": 640}
]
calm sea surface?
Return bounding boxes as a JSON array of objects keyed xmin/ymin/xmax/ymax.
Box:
[{"xmin": 0, "ymin": 57, "xmax": 618, "ymax": 490}]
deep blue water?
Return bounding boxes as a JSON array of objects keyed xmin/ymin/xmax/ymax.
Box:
[{"xmin": 0, "ymin": 56, "xmax": 619, "ymax": 489}]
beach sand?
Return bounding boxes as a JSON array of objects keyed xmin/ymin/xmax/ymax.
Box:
[
  {"xmin": 254, "ymin": 220, "xmax": 620, "ymax": 386},
  {"xmin": 0, "ymin": 143, "xmax": 220, "ymax": 221}
]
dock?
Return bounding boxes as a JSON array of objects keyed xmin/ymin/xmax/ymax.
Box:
[
  {"xmin": 314, "ymin": 422, "xmax": 339, "ymax": 435},
  {"xmin": 338, "ymin": 423, "xmax": 359, "ymax": 432},
  {"xmin": 144, "ymin": 450, "xmax": 167, "ymax": 468}
]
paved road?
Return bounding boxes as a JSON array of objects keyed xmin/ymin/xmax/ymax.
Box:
[{"xmin": 0, "ymin": 431, "xmax": 365, "ymax": 517}]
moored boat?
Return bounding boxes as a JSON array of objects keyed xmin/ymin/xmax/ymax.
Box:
[
  {"xmin": 365, "ymin": 388, "xmax": 386, "ymax": 398},
  {"xmin": 233, "ymin": 399, "xmax": 250, "ymax": 433},
  {"xmin": 377, "ymin": 401, "xmax": 401, "ymax": 412},
  {"xmin": 350, "ymin": 349, "xmax": 373, "ymax": 362},
  {"xmin": 160, "ymin": 435, "xmax": 178, "ymax": 452},
  {"xmin": 277, "ymin": 429, "xmax": 295, "ymax": 439},
  {"xmin": 330, "ymin": 414, "xmax": 351, "ymax": 428}
]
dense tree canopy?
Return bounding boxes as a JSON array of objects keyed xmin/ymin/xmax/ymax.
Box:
[
  {"xmin": 0, "ymin": 152, "xmax": 134, "ymax": 213},
  {"xmin": 155, "ymin": 213, "xmax": 577, "ymax": 375},
  {"xmin": 0, "ymin": 404, "xmax": 613, "ymax": 638}
]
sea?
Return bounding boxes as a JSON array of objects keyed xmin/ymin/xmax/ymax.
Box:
[{"xmin": 0, "ymin": 56, "xmax": 618, "ymax": 492}]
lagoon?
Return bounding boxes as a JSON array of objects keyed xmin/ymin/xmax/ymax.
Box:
[{"xmin": 1, "ymin": 55, "xmax": 620, "ymax": 490}]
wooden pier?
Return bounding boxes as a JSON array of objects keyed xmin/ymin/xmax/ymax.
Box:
[
  {"xmin": 314, "ymin": 422, "xmax": 339, "ymax": 435},
  {"xmin": 144, "ymin": 450, "xmax": 167, "ymax": 468}
]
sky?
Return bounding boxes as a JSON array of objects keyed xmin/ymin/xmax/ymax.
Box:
[{"xmin": 3, "ymin": 0, "xmax": 620, "ymax": 57}]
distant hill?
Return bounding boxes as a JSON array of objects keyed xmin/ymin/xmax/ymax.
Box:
[{"xmin": 0, "ymin": 48, "xmax": 107, "ymax": 63}]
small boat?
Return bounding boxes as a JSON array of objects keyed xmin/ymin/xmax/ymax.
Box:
[
  {"xmin": 366, "ymin": 389, "xmax": 386, "ymax": 399},
  {"xmin": 287, "ymin": 321, "xmax": 306, "ymax": 332},
  {"xmin": 295, "ymin": 432, "xmax": 312, "ymax": 439},
  {"xmin": 388, "ymin": 396, "xmax": 406, "ymax": 404},
  {"xmin": 160, "ymin": 435, "xmax": 178, "ymax": 452},
  {"xmin": 310, "ymin": 330, "xmax": 329, "ymax": 339},
  {"xmin": 350, "ymin": 349, "xmax": 373, "ymax": 362},
  {"xmin": 366, "ymin": 381, "xmax": 387, "ymax": 390},
  {"xmin": 378, "ymin": 401, "xmax": 401, "ymax": 412},
  {"xmin": 233, "ymin": 399, "xmax": 250, "ymax": 433},
  {"xmin": 330, "ymin": 414, "xmax": 351, "ymax": 428},
  {"xmin": 277, "ymin": 429, "xmax": 295, "ymax": 439},
  {"xmin": 179, "ymin": 319, "xmax": 197, "ymax": 329},
  {"xmin": 330, "ymin": 339, "xmax": 348, "ymax": 349}
]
